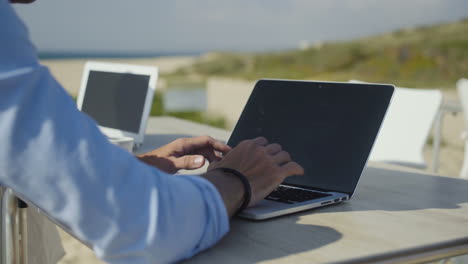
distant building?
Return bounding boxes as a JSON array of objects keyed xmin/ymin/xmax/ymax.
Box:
[
  {"xmin": 299, "ymin": 40, "xmax": 323, "ymax": 51},
  {"xmin": 299, "ymin": 40, "xmax": 310, "ymax": 51}
]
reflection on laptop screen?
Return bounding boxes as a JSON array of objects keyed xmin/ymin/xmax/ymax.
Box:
[
  {"xmin": 81, "ymin": 70, "xmax": 150, "ymax": 134},
  {"xmin": 228, "ymin": 80, "xmax": 393, "ymax": 196}
]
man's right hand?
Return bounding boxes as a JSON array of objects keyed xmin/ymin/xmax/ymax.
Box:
[{"xmin": 203, "ymin": 137, "xmax": 304, "ymax": 215}]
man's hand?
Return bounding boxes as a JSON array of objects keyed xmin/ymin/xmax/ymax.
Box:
[
  {"xmin": 203, "ymin": 137, "xmax": 304, "ymax": 215},
  {"xmin": 137, "ymin": 136, "xmax": 231, "ymax": 174}
]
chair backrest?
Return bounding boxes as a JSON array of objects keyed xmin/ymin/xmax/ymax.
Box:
[
  {"xmin": 350, "ymin": 80, "xmax": 443, "ymax": 168},
  {"xmin": 456, "ymin": 78, "xmax": 468, "ymax": 179},
  {"xmin": 457, "ymin": 79, "xmax": 468, "ymax": 129}
]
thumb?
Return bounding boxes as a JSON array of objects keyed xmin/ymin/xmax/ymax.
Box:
[{"xmin": 174, "ymin": 155, "xmax": 205, "ymax": 170}]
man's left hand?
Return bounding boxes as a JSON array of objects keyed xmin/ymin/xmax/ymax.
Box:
[{"xmin": 137, "ymin": 136, "xmax": 231, "ymax": 173}]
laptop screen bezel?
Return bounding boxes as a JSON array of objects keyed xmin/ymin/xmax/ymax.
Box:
[{"xmin": 76, "ymin": 61, "xmax": 158, "ymax": 145}]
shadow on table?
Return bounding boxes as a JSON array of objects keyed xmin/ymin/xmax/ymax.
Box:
[
  {"xmin": 186, "ymin": 215, "xmax": 342, "ymax": 264},
  {"xmin": 187, "ymin": 166, "xmax": 468, "ymax": 263}
]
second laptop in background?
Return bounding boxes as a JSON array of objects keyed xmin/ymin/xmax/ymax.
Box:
[{"xmin": 76, "ymin": 61, "xmax": 158, "ymax": 150}]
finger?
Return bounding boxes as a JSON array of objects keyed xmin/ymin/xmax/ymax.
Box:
[
  {"xmin": 214, "ymin": 151, "xmax": 224, "ymax": 160},
  {"xmin": 203, "ymin": 136, "xmax": 232, "ymax": 153},
  {"xmin": 196, "ymin": 148, "xmax": 219, "ymax": 163},
  {"xmin": 253, "ymin": 137, "xmax": 268, "ymax": 146},
  {"xmin": 184, "ymin": 136, "xmax": 232, "ymax": 154},
  {"xmin": 173, "ymin": 155, "xmax": 206, "ymax": 170},
  {"xmin": 280, "ymin": 161, "xmax": 305, "ymax": 176},
  {"xmin": 265, "ymin": 143, "xmax": 282, "ymax": 155},
  {"xmin": 272, "ymin": 151, "xmax": 291, "ymax": 165}
]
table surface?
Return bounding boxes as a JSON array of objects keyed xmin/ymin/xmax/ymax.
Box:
[{"xmin": 141, "ymin": 117, "xmax": 468, "ymax": 264}]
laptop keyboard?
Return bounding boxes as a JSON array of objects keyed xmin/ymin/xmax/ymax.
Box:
[{"xmin": 266, "ymin": 185, "xmax": 331, "ymax": 204}]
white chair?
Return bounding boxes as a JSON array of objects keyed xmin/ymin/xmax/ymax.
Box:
[
  {"xmin": 457, "ymin": 78, "xmax": 468, "ymax": 179},
  {"xmin": 350, "ymin": 80, "xmax": 443, "ymax": 170}
]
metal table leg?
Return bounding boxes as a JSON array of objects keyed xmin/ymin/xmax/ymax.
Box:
[{"xmin": 1, "ymin": 187, "xmax": 27, "ymax": 264}]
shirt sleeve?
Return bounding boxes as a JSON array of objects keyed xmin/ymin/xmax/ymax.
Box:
[{"xmin": 0, "ymin": 1, "xmax": 229, "ymax": 263}]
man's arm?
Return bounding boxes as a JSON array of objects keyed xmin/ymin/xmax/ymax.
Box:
[
  {"xmin": 0, "ymin": 65, "xmax": 231, "ymax": 263},
  {"xmin": 1, "ymin": 2, "xmax": 230, "ymax": 262}
]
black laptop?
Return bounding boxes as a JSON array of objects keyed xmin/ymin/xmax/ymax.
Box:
[{"xmin": 228, "ymin": 79, "xmax": 394, "ymax": 220}]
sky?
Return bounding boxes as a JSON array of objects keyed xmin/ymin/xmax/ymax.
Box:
[{"xmin": 13, "ymin": 0, "xmax": 468, "ymax": 54}]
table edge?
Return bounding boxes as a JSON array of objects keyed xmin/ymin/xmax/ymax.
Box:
[{"xmin": 328, "ymin": 237, "xmax": 468, "ymax": 264}]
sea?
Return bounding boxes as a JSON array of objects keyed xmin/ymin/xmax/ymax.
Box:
[{"xmin": 38, "ymin": 51, "xmax": 202, "ymax": 60}]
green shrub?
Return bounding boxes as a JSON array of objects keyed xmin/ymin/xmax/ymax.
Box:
[
  {"xmin": 179, "ymin": 18, "xmax": 468, "ymax": 89},
  {"xmin": 150, "ymin": 92, "xmax": 227, "ymax": 129}
]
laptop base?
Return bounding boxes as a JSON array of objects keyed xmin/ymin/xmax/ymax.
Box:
[{"xmin": 239, "ymin": 191, "xmax": 348, "ymax": 220}]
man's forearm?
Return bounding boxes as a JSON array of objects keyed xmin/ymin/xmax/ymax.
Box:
[{"xmin": 201, "ymin": 169, "xmax": 245, "ymax": 217}]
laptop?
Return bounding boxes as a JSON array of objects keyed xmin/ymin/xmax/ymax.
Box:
[
  {"xmin": 76, "ymin": 61, "xmax": 158, "ymax": 149},
  {"xmin": 228, "ymin": 79, "xmax": 394, "ymax": 220}
]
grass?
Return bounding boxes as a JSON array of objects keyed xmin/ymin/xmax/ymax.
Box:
[{"xmin": 169, "ymin": 18, "xmax": 468, "ymax": 89}]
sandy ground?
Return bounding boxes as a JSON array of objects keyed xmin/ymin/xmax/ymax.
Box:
[
  {"xmin": 36, "ymin": 57, "xmax": 467, "ymax": 264},
  {"xmin": 56, "ymin": 229, "xmax": 103, "ymax": 264},
  {"xmin": 41, "ymin": 56, "xmax": 196, "ymax": 96}
]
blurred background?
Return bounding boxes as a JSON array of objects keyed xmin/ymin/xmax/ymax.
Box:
[
  {"xmin": 14, "ymin": 0, "xmax": 468, "ymax": 128},
  {"xmin": 13, "ymin": 1, "xmax": 468, "ymax": 263}
]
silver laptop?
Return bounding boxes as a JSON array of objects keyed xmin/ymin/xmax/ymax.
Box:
[
  {"xmin": 76, "ymin": 61, "xmax": 158, "ymax": 149},
  {"xmin": 228, "ymin": 79, "xmax": 394, "ymax": 220}
]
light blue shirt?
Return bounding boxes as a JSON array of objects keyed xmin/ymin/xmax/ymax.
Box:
[{"xmin": 0, "ymin": 1, "xmax": 229, "ymax": 263}]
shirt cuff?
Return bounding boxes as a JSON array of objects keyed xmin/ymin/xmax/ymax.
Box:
[{"xmin": 179, "ymin": 174, "xmax": 230, "ymax": 251}]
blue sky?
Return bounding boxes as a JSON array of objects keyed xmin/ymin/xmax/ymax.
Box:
[{"xmin": 13, "ymin": 0, "xmax": 468, "ymax": 54}]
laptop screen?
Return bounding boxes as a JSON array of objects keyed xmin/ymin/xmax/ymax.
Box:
[
  {"xmin": 228, "ymin": 80, "xmax": 393, "ymax": 196},
  {"xmin": 81, "ymin": 70, "xmax": 150, "ymax": 134}
]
